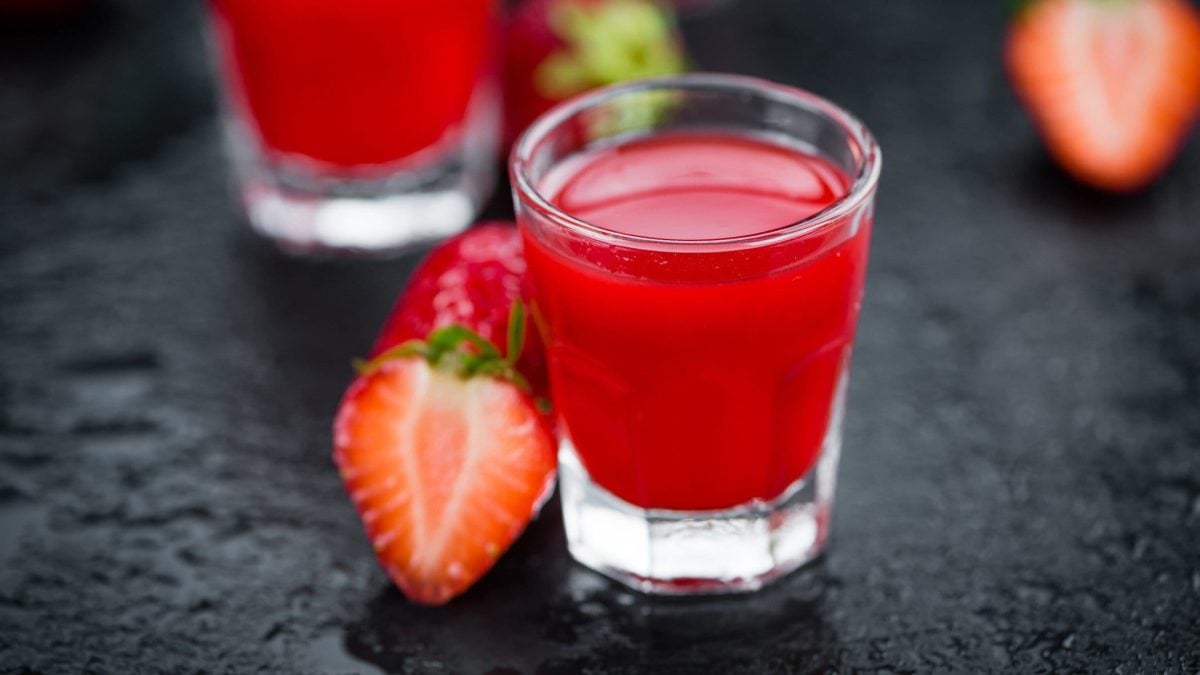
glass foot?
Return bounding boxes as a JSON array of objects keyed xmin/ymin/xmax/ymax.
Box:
[
  {"xmin": 558, "ymin": 408, "xmax": 841, "ymax": 595},
  {"xmin": 221, "ymin": 91, "xmax": 498, "ymax": 257},
  {"xmin": 235, "ymin": 160, "xmax": 489, "ymax": 257}
]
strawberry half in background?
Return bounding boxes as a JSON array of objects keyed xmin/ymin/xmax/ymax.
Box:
[
  {"xmin": 371, "ymin": 223, "xmax": 549, "ymax": 400},
  {"xmin": 504, "ymin": 0, "xmax": 689, "ymax": 145},
  {"xmin": 1006, "ymin": 0, "xmax": 1200, "ymax": 192}
]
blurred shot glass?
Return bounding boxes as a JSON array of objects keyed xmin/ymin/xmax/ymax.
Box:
[{"xmin": 207, "ymin": 0, "xmax": 500, "ymax": 256}]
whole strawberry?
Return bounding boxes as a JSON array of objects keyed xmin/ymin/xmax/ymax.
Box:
[
  {"xmin": 504, "ymin": 0, "xmax": 688, "ymax": 145},
  {"xmin": 1006, "ymin": 0, "xmax": 1200, "ymax": 192},
  {"xmin": 372, "ymin": 222, "xmax": 549, "ymax": 400},
  {"xmin": 336, "ymin": 305, "xmax": 557, "ymax": 606}
]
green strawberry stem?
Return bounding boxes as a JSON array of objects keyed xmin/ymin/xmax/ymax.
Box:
[
  {"xmin": 536, "ymin": 0, "xmax": 687, "ymax": 99},
  {"xmin": 355, "ymin": 300, "xmax": 532, "ymax": 395},
  {"xmin": 506, "ymin": 300, "xmax": 527, "ymax": 367}
]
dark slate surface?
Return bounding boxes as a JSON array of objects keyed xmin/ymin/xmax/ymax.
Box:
[{"xmin": 2, "ymin": 0, "xmax": 1199, "ymax": 673}]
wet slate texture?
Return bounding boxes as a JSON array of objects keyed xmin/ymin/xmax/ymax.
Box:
[{"xmin": 2, "ymin": 0, "xmax": 1199, "ymax": 673}]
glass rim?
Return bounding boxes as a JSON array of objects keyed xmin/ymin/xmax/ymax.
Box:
[{"xmin": 510, "ymin": 72, "xmax": 882, "ymax": 250}]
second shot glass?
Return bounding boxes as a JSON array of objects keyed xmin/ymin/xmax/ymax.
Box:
[{"xmin": 208, "ymin": 0, "xmax": 501, "ymax": 256}]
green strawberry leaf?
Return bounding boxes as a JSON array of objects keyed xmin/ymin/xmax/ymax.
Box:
[
  {"xmin": 426, "ymin": 325, "xmax": 500, "ymax": 361},
  {"xmin": 507, "ymin": 299, "xmax": 527, "ymax": 366},
  {"xmin": 354, "ymin": 301, "xmax": 535, "ymax": 397}
]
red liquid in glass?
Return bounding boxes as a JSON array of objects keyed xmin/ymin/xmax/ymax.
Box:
[
  {"xmin": 209, "ymin": 0, "xmax": 495, "ymax": 168},
  {"xmin": 523, "ymin": 132, "xmax": 871, "ymax": 511}
]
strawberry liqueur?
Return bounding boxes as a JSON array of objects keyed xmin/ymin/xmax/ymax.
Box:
[
  {"xmin": 512, "ymin": 75, "xmax": 881, "ymax": 593},
  {"xmin": 210, "ymin": 0, "xmax": 493, "ymax": 168},
  {"xmin": 529, "ymin": 133, "xmax": 861, "ymax": 511}
]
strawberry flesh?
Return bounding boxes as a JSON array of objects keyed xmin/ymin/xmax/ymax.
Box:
[
  {"xmin": 1006, "ymin": 0, "xmax": 1200, "ymax": 191},
  {"xmin": 334, "ymin": 358, "xmax": 556, "ymax": 605}
]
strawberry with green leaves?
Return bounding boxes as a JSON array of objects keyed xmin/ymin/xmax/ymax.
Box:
[
  {"xmin": 372, "ymin": 223, "xmax": 549, "ymax": 401},
  {"xmin": 504, "ymin": 0, "xmax": 688, "ymax": 144},
  {"xmin": 1006, "ymin": 0, "xmax": 1200, "ymax": 191},
  {"xmin": 334, "ymin": 303, "xmax": 556, "ymax": 606}
]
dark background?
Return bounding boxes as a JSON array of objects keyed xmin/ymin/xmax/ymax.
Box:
[{"xmin": 2, "ymin": 0, "xmax": 1199, "ymax": 672}]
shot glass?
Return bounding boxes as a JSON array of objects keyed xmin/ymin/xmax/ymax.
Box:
[
  {"xmin": 207, "ymin": 0, "xmax": 500, "ymax": 256},
  {"xmin": 511, "ymin": 74, "xmax": 881, "ymax": 593}
]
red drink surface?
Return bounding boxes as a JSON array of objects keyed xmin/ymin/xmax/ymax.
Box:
[
  {"xmin": 522, "ymin": 132, "xmax": 871, "ymax": 511},
  {"xmin": 209, "ymin": 0, "xmax": 494, "ymax": 168}
]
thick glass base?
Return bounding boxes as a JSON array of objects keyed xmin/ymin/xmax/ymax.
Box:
[
  {"xmin": 559, "ymin": 387, "xmax": 843, "ymax": 595},
  {"xmin": 222, "ymin": 94, "xmax": 498, "ymax": 257}
]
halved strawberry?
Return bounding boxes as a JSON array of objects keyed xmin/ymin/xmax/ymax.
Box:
[
  {"xmin": 1006, "ymin": 0, "xmax": 1200, "ymax": 192},
  {"xmin": 372, "ymin": 223, "xmax": 549, "ymax": 400},
  {"xmin": 334, "ymin": 306, "xmax": 556, "ymax": 606}
]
